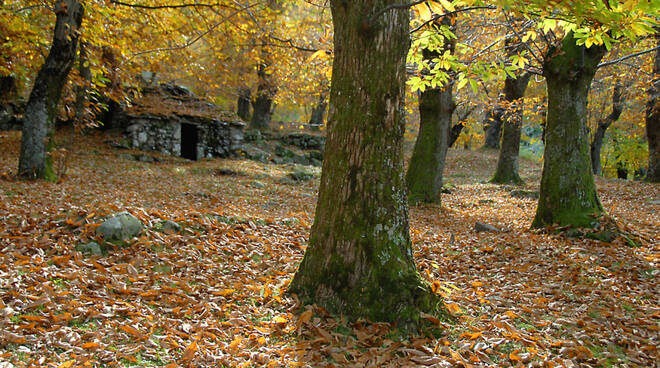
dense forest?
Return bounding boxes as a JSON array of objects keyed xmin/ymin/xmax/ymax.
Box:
[{"xmin": 0, "ymin": 0, "xmax": 658, "ymax": 367}]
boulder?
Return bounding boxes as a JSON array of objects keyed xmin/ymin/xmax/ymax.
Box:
[
  {"xmin": 159, "ymin": 220, "xmax": 181, "ymax": 234},
  {"xmin": 96, "ymin": 212, "xmax": 143, "ymax": 241},
  {"xmin": 287, "ymin": 168, "xmax": 314, "ymax": 182},
  {"xmin": 76, "ymin": 241, "xmax": 104, "ymax": 256},
  {"xmin": 509, "ymin": 189, "xmax": 539, "ymax": 200},
  {"xmin": 474, "ymin": 222, "xmax": 500, "ymax": 233}
]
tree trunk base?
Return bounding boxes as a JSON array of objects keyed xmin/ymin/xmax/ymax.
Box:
[{"xmin": 289, "ymin": 268, "xmax": 451, "ymax": 332}]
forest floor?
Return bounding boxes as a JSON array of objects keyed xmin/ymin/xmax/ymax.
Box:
[{"xmin": 0, "ymin": 129, "xmax": 658, "ymax": 368}]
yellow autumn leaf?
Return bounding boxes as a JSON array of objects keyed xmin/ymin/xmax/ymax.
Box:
[
  {"xmin": 437, "ymin": 0, "xmax": 455, "ymax": 12},
  {"xmin": 58, "ymin": 361, "xmax": 75, "ymax": 368},
  {"xmin": 307, "ymin": 49, "xmax": 326, "ymax": 62},
  {"xmin": 413, "ymin": 3, "xmax": 432, "ymax": 21}
]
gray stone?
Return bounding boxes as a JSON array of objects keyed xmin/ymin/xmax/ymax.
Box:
[
  {"xmin": 287, "ymin": 169, "xmax": 314, "ymax": 182},
  {"xmin": 251, "ymin": 181, "xmax": 266, "ymax": 189},
  {"xmin": 474, "ymin": 222, "xmax": 500, "ymax": 233},
  {"xmin": 160, "ymin": 220, "xmax": 181, "ymax": 234},
  {"xmin": 96, "ymin": 212, "xmax": 143, "ymax": 241},
  {"xmin": 76, "ymin": 241, "xmax": 104, "ymax": 256},
  {"xmin": 509, "ymin": 189, "xmax": 539, "ymax": 199}
]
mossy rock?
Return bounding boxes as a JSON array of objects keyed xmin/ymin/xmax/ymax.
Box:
[{"xmin": 287, "ymin": 169, "xmax": 314, "ymax": 182}]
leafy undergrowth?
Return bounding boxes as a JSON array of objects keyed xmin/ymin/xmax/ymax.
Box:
[{"xmin": 0, "ymin": 130, "xmax": 658, "ymax": 367}]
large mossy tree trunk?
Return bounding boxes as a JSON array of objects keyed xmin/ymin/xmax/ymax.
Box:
[
  {"xmin": 289, "ymin": 0, "xmax": 445, "ymax": 331},
  {"xmin": 590, "ymin": 80, "xmax": 624, "ymax": 176},
  {"xmin": 406, "ymin": 18, "xmax": 456, "ymax": 205},
  {"xmin": 18, "ymin": 0, "xmax": 83, "ymax": 180},
  {"xmin": 250, "ymin": 60, "xmax": 276, "ymax": 130},
  {"xmin": 532, "ymin": 34, "xmax": 606, "ymax": 228},
  {"xmin": 237, "ymin": 86, "xmax": 251, "ymax": 122},
  {"xmin": 646, "ymin": 35, "xmax": 660, "ymax": 182}
]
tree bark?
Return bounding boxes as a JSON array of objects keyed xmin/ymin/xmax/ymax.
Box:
[
  {"xmin": 73, "ymin": 41, "xmax": 92, "ymax": 125},
  {"xmin": 491, "ymin": 72, "xmax": 531, "ymax": 184},
  {"xmin": 590, "ymin": 80, "xmax": 624, "ymax": 176},
  {"xmin": 237, "ymin": 86, "xmax": 251, "ymax": 122},
  {"xmin": 250, "ymin": 60, "xmax": 276, "ymax": 130},
  {"xmin": 308, "ymin": 94, "xmax": 327, "ymax": 131},
  {"xmin": 532, "ymin": 33, "xmax": 606, "ymax": 228},
  {"xmin": 646, "ymin": 34, "xmax": 660, "ymax": 182},
  {"xmin": 406, "ymin": 17, "xmax": 456, "ymax": 205},
  {"xmin": 482, "ymin": 107, "xmax": 504, "ymax": 149},
  {"xmin": 289, "ymin": 0, "xmax": 445, "ymax": 330},
  {"xmin": 491, "ymin": 39, "xmax": 532, "ymax": 185},
  {"xmin": 18, "ymin": 0, "xmax": 84, "ymax": 180}
]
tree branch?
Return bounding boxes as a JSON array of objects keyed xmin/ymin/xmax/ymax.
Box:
[
  {"xmin": 597, "ymin": 45, "xmax": 660, "ymax": 69},
  {"xmin": 110, "ymin": 0, "xmax": 228, "ymax": 10}
]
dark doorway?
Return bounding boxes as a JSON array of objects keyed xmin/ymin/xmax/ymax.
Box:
[{"xmin": 181, "ymin": 123, "xmax": 198, "ymax": 160}]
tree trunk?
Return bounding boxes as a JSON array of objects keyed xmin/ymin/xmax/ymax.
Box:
[
  {"xmin": 18, "ymin": 0, "xmax": 84, "ymax": 180},
  {"xmin": 308, "ymin": 94, "xmax": 327, "ymax": 131},
  {"xmin": 532, "ymin": 34, "xmax": 606, "ymax": 228},
  {"xmin": 74, "ymin": 41, "xmax": 92, "ymax": 125},
  {"xmin": 482, "ymin": 107, "xmax": 504, "ymax": 149},
  {"xmin": 289, "ymin": 0, "xmax": 444, "ymax": 330},
  {"xmin": 406, "ymin": 18, "xmax": 456, "ymax": 205},
  {"xmin": 237, "ymin": 86, "xmax": 251, "ymax": 122},
  {"xmin": 646, "ymin": 34, "xmax": 660, "ymax": 182},
  {"xmin": 448, "ymin": 106, "xmax": 474, "ymax": 148},
  {"xmin": 590, "ymin": 80, "xmax": 624, "ymax": 176},
  {"xmin": 491, "ymin": 38, "xmax": 532, "ymax": 185},
  {"xmin": 250, "ymin": 61, "xmax": 276, "ymax": 130},
  {"xmin": 0, "ymin": 76, "xmax": 15, "ymax": 100},
  {"xmin": 491, "ymin": 72, "xmax": 531, "ymax": 184}
]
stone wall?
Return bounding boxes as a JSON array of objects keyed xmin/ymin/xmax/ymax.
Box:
[
  {"xmin": 112, "ymin": 82, "xmax": 245, "ymax": 160},
  {"xmin": 121, "ymin": 113, "xmax": 244, "ymax": 160}
]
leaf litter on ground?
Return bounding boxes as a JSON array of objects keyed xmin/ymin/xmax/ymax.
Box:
[{"xmin": 0, "ymin": 130, "xmax": 657, "ymax": 367}]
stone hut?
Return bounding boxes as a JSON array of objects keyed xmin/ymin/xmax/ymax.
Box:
[{"xmin": 112, "ymin": 83, "xmax": 244, "ymax": 160}]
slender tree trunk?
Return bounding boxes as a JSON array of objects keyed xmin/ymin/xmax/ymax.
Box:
[
  {"xmin": 532, "ymin": 34, "xmax": 606, "ymax": 228},
  {"xmin": 492, "ymin": 38, "xmax": 532, "ymax": 184},
  {"xmin": 646, "ymin": 34, "xmax": 660, "ymax": 182},
  {"xmin": 448, "ymin": 106, "xmax": 474, "ymax": 148},
  {"xmin": 308, "ymin": 94, "xmax": 327, "ymax": 131},
  {"xmin": 491, "ymin": 72, "xmax": 531, "ymax": 184},
  {"xmin": 289, "ymin": 0, "xmax": 444, "ymax": 330},
  {"xmin": 237, "ymin": 86, "xmax": 251, "ymax": 122},
  {"xmin": 73, "ymin": 41, "xmax": 92, "ymax": 125},
  {"xmin": 250, "ymin": 60, "xmax": 276, "ymax": 130},
  {"xmin": 406, "ymin": 18, "xmax": 456, "ymax": 205},
  {"xmin": 482, "ymin": 107, "xmax": 504, "ymax": 149},
  {"xmin": 18, "ymin": 0, "xmax": 84, "ymax": 180},
  {"xmin": 590, "ymin": 80, "xmax": 624, "ymax": 176}
]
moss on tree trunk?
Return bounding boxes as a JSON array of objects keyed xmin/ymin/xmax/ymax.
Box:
[
  {"xmin": 289, "ymin": 0, "xmax": 447, "ymax": 331},
  {"xmin": 532, "ymin": 34, "xmax": 606, "ymax": 228},
  {"xmin": 406, "ymin": 18, "xmax": 456, "ymax": 205},
  {"xmin": 18, "ymin": 0, "xmax": 83, "ymax": 180}
]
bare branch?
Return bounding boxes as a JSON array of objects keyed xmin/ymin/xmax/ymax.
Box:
[{"xmin": 597, "ymin": 45, "xmax": 660, "ymax": 69}]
